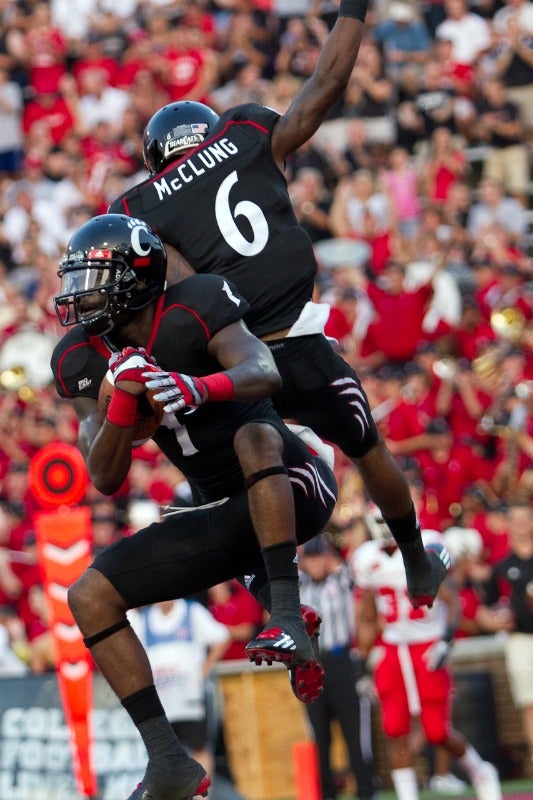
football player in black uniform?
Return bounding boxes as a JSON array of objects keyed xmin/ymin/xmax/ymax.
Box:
[
  {"xmin": 108, "ymin": 0, "xmax": 448, "ymax": 610},
  {"xmin": 51, "ymin": 214, "xmax": 338, "ymax": 800}
]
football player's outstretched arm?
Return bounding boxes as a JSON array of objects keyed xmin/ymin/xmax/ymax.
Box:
[{"xmin": 271, "ymin": 0, "xmax": 368, "ymax": 166}]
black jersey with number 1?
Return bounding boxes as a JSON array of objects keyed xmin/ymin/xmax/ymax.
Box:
[
  {"xmin": 108, "ymin": 103, "xmax": 318, "ymax": 338},
  {"xmin": 51, "ymin": 275, "xmax": 296, "ymax": 502}
]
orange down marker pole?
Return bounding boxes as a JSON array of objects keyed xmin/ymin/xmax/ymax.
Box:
[
  {"xmin": 292, "ymin": 741, "xmax": 321, "ymax": 800},
  {"xmin": 30, "ymin": 443, "xmax": 97, "ymax": 799}
]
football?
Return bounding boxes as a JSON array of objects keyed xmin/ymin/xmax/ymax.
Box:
[{"xmin": 98, "ymin": 370, "xmax": 164, "ymax": 446}]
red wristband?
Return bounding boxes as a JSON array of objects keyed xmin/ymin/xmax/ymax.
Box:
[
  {"xmin": 201, "ymin": 372, "xmax": 234, "ymax": 402},
  {"xmin": 106, "ymin": 387, "xmax": 138, "ymax": 427}
]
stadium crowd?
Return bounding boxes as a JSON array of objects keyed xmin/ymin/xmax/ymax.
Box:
[{"xmin": 0, "ymin": 0, "xmax": 531, "ymax": 783}]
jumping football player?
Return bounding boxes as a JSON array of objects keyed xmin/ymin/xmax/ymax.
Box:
[
  {"xmin": 108, "ymin": 0, "xmax": 448, "ymax": 615},
  {"xmin": 51, "ymin": 214, "xmax": 337, "ymax": 800}
]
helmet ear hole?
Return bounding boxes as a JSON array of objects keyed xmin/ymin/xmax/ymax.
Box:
[{"xmin": 143, "ymin": 101, "xmax": 220, "ymax": 173}]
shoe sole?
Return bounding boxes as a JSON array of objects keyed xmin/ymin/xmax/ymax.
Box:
[
  {"xmin": 127, "ymin": 773, "xmax": 210, "ymax": 800},
  {"xmin": 246, "ymin": 644, "xmax": 325, "ymax": 702},
  {"xmin": 246, "ymin": 605, "xmax": 325, "ymax": 703}
]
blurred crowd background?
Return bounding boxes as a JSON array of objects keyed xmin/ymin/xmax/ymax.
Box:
[{"xmin": 0, "ymin": 0, "xmax": 531, "ymax": 756}]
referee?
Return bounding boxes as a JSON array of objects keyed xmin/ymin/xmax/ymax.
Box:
[{"xmin": 299, "ymin": 534, "xmax": 377, "ymax": 800}]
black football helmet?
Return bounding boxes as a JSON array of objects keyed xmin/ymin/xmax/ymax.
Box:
[
  {"xmin": 143, "ymin": 101, "xmax": 220, "ymax": 174},
  {"xmin": 54, "ymin": 214, "xmax": 167, "ymax": 336}
]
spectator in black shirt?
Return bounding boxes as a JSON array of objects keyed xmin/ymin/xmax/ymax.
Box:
[
  {"xmin": 494, "ymin": 16, "xmax": 533, "ymax": 131},
  {"xmin": 477, "ymin": 501, "xmax": 533, "ymax": 771},
  {"xmin": 475, "ymin": 78, "xmax": 529, "ymax": 202},
  {"xmin": 414, "ymin": 60, "xmax": 457, "ymax": 140}
]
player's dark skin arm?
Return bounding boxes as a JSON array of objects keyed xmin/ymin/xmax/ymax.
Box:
[
  {"xmin": 71, "ymin": 320, "xmax": 282, "ymax": 495},
  {"xmin": 165, "ymin": 242, "xmax": 195, "ymax": 283},
  {"xmin": 163, "ymin": 15, "xmax": 366, "ymax": 290},
  {"xmin": 271, "ymin": 15, "xmax": 365, "ymax": 167}
]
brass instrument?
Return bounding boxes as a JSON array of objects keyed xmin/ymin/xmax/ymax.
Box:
[
  {"xmin": 472, "ymin": 307, "xmax": 525, "ymax": 378},
  {"xmin": 432, "ymin": 358, "xmax": 457, "ymax": 382},
  {"xmin": 0, "ymin": 326, "xmax": 55, "ymax": 401},
  {"xmin": 0, "ymin": 366, "xmax": 36, "ymax": 402}
]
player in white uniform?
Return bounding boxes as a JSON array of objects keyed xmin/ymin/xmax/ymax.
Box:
[{"xmin": 352, "ymin": 510, "xmax": 502, "ymax": 800}]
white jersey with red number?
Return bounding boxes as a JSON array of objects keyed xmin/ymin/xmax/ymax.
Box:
[{"xmin": 351, "ymin": 531, "xmax": 447, "ymax": 645}]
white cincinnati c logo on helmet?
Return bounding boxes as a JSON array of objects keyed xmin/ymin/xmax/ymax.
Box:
[{"xmin": 127, "ymin": 217, "xmax": 152, "ymax": 257}]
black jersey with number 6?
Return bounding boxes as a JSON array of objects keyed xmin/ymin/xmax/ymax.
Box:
[
  {"xmin": 51, "ymin": 275, "xmax": 293, "ymax": 501},
  {"xmin": 108, "ymin": 104, "xmax": 318, "ymax": 338}
]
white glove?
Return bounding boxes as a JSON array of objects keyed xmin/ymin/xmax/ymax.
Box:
[
  {"xmin": 143, "ymin": 370, "xmax": 208, "ymax": 413},
  {"xmin": 424, "ymin": 639, "xmax": 452, "ymax": 671},
  {"xmin": 355, "ymin": 674, "xmax": 377, "ymax": 702}
]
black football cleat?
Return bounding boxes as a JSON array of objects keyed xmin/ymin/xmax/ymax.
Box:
[
  {"xmin": 406, "ymin": 542, "xmax": 452, "ymax": 609},
  {"xmin": 300, "ymin": 603, "xmax": 321, "ymax": 639},
  {"xmin": 246, "ymin": 606, "xmax": 325, "ymax": 703}
]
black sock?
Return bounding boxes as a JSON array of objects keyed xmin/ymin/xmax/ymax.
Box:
[
  {"xmin": 261, "ymin": 540, "xmax": 299, "ymax": 580},
  {"xmin": 384, "ymin": 505, "xmax": 425, "ymax": 557},
  {"xmin": 122, "ymin": 688, "xmax": 204, "ymax": 796},
  {"xmin": 122, "ymin": 685, "xmax": 165, "ymax": 726},
  {"xmin": 261, "ymin": 540, "xmax": 300, "ymax": 617},
  {"xmin": 122, "ymin": 686, "xmax": 185, "ymax": 760}
]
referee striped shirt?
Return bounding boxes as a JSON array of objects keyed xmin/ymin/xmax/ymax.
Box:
[{"xmin": 299, "ymin": 562, "xmax": 356, "ymax": 653}]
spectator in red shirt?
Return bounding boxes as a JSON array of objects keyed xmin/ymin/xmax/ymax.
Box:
[
  {"xmin": 117, "ymin": 31, "xmax": 162, "ymax": 93},
  {"xmin": 472, "ymin": 503, "xmax": 511, "ymax": 565},
  {"xmin": 72, "ymin": 33, "xmax": 119, "ymax": 91},
  {"xmin": 421, "ymin": 126, "xmax": 468, "ymax": 203},
  {"xmin": 208, "ymin": 580, "xmax": 264, "ymax": 661},
  {"xmin": 373, "ymin": 367, "xmax": 437, "ymax": 457},
  {"xmin": 434, "ymin": 358, "xmax": 495, "ymax": 450},
  {"xmin": 324, "ymin": 287, "xmax": 365, "ymax": 367},
  {"xmin": 360, "ymin": 260, "xmax": 435, "ymax": 366},
  {"xmin": 155, "ymin": 25, "xmax": 217, "ymax": 104},
  {"xmin": 471, "ymin": 256, "xmax": 503, "ymax": 322},
  {"xmin": 442, "ymin": 525, "xmax": 491, "ymax": 638},
  {"xmin": 403, "ymin": 361, "xmax": 439, "ymax": 420},
  {"xmin": 20, "ymin": 2, "xmax": 67, "ymax": 96},
  {"xmin": 181, "ymin": 0, "xmax": 217, "ymax": 48},
  {"xmin": 451, "ymin": 295, "xmax": 497, "ymax": 360},
  {"xmin": 416, "ymin": 417, "xmax": 494, "ymax": 530},
  {"xmin": 22, "ymin": 83, "xmax": 76, "ymax": 147}
]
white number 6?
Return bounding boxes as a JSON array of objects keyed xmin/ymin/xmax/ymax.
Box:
[{"xmin": 215, "ymin": 171, "xmax": 269, "ymax": 257}]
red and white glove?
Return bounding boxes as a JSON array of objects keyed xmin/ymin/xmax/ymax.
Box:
[
  {"xmin": 143, "ymin": 370, "xmax": 208, "ymax": 413},
  {"xmin": 108, "ymin": 347, "xmax": 158, "ymax": 387}
]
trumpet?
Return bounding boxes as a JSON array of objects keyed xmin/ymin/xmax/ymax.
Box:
[
  {"xmin": 432, "ymin": 358, "xmax": 457, "ymax": 382},
  {"xmin": 472, "ymin": 307, "xmax": 525, "ymax": 378},
  {"xmin": 490, "ymin": 307, "xmax": 525, "ymax": 343},
  {"xmin": 0, "ymin": 366, "xmax": 36, "ymax": 402}
]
